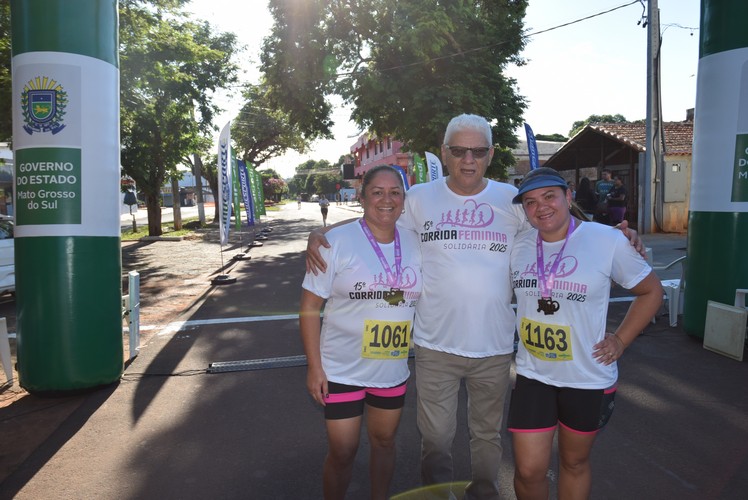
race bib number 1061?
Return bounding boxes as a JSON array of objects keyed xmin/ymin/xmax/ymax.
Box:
[{"xmin": 362, "ymin": 319, "xmax": 411, "ymax": 360}]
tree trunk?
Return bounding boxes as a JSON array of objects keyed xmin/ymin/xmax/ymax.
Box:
[
  {"xmin": 171, "ymin": 177, "xmax": 182, "ymax": 230},
  {"xmin": 207, "ymin": 177, "xmax": 220, "ymax": 222},
  {"xmin": 146, "ymin": 192, "xmax": 162, "ymax": 236}
]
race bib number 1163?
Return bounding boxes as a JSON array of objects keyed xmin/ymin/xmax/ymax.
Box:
[{"xmin": 520, "ymin": 317, "xmax": 574, "ymax": 361}]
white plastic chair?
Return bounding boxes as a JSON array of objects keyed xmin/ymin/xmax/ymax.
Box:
[{"xmin": 652, "ymin": 256, "xmax": 686, "ymax": 327}]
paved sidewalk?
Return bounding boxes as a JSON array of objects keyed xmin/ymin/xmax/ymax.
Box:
[{"xmin": 1, "ymin": 206, "xmax": 747, "ymax": 499}]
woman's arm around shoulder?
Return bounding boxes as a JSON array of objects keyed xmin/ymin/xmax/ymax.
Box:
[{"xmin": 306, "ymin": 218, "xmax": 357, "ymax": 275}]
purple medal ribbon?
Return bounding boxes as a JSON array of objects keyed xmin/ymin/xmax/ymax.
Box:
[
  {"xmin": 536, "ymin": 217, "xmax": 576, "ymax": 299},
  {"xmin": 359, "ymin": 218, "xmax": 402, "ymax": 287}
]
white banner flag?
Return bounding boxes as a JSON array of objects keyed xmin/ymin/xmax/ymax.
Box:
[
  {"xmin": 424, "ymin": 151, "xmax": 444, "ymax": 181},
  {"xmin": 217, "ymin": 121, "xmax": 232, "ymax": 246}
]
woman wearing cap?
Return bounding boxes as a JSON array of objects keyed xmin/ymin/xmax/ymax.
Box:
[{"xmin": 507, "ymin": 167, "xmax": 662, "ymax": 499}]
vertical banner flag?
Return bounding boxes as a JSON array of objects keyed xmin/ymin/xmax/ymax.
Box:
[
  {"xmin": 524, "ymin": 122, "xmax": 539, "ymax": 170},
  {"xmin": 412, "ymin": 153, "xmax": 428, "ymax": 184},
  {"xmin": 237, "ymin": 160, "xmax": 255, "ymax": 227},
  {"xmin": 249, "ymin": 165, "xmax": 266, "ymax": 219},
  {"xmin": 231, "ymin": 150, "xmax": 241, "ymax": 232},
  {"xmin": 424, "ymin": 152, "xmax": 444, "ymax": 181},
  {"xmin": 217, "ymin": 121, "xmax": 232, "ymax": 245},
  {"xmin": 392, "ymin": 165, "xmax": 411, "ymax": 190}
]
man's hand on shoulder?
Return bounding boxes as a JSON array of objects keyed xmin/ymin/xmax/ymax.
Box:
[
  {"xmin": 306, "ymin": 228, "xmax": 331, "ymax": 275},
  {"xmin": 616, "ymin": 220, "xmax": 646, "ymax": 258}
]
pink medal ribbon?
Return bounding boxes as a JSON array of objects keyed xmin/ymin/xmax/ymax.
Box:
[
  {"xmin": 536, "ymin": 217, "xmax": 575, "ymax": 315},
  {"xmin": 359, "ymin": 218, "xmax": 402, "ymax": 288}
]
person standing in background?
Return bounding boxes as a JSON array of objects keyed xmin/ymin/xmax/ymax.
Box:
[
  {"xmin": 606, "ymin": 176, "xmax": 627, "ymax": 226},
  {"xmin": 319, "ymin": 195, "xmax": 330, "ymax": 226},
  {"xmin": 574, "ymin": 177, "xmax": 597, "ymax": 220},
  {"xmin": 594, "ymin": 169, "xmax": 614, "ymax": 224}
]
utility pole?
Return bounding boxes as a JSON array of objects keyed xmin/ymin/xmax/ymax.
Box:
[{"xmin": 642, "ymin": 0, "xmax": 660, "ymax": 233}]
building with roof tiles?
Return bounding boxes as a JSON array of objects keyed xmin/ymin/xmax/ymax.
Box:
[
  {"xmin": 542, "ymin": 116, "xmax": 693, "ymax": 233},
  {"xmin": 508, "ymin": 139, "xmax": 566, "ymax": 184},
  {"xmin": 350, "ymin": 133, "xmax": 411, "ymax": 184}
]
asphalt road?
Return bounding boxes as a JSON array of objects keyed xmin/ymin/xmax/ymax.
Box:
[{"xmin": 1, "ymin": 202, "xmax": 747, "ymax": 499}]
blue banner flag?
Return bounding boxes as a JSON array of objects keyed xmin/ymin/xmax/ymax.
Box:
[
  {"xmin": 217, "ymin": 121, "xmax": 232, "ymax": 245},
  {"xmin": 237, "ymin": 160, "xmax": 254, "ymax": 227},
  {"xmin": 524, "ymin": 122, "xmax": 539, "ymax": 170},
  {"xmin": 392, "ymin": 165, "xmax": 410, "ymax": 191}
]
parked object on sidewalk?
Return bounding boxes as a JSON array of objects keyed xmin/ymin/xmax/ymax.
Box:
[
  {"xmin": 703, "ymin": 300, "xmax": 746, "ymax": 361},
  {"xmin": 652, "ymin": 256, "xmax": 686, "ymax": 327},
  {"xmin": 0, "ymin": 318, "xmax": 11, "ymax": 384},
  {"xmin": 122, "ymin": 271, "xmax": 140, "ymax": 361}
]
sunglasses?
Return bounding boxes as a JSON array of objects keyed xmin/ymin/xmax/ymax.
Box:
[{"xmin": 445, "ymin": 145, "xmax": 491, "ymax": 159}]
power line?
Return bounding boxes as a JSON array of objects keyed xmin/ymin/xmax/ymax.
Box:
[
  {"xmin": 525, "ymin": 0, "xmax": 641, "ymax": 38},
  {"xmin": 316, "ymin": 1, "xmax": 669, "ymax": 82}
]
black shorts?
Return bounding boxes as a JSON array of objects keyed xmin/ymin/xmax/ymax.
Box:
[
  {"xmin": 507, "ymin": 375, "xmax": 616, "ymax": 434},
  {"xmin": 324, "ymin": 381, "xmax": 406, "ymax": 420},
  {"xmin": 320, "ymin": 207, "xmax": 328, "ymax": 216}
]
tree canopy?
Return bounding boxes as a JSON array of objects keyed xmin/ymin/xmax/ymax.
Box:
[
  {"xmin": 536, "ymin": 133, "xmax": 568, "ymax": 142},
  {"xmin": 258, "ymin": 168, "xmax": 288, "ymax": 202},
  {"xmin": 119, "ymin": 0, "xmax": 239, "ymax": 235},
  {"xmin": 231, "ymin": 83, "xmax": 311, "ymax": 168},
  {"xmin": 569, "ymin": 114, "xmax": 628, "ymax": 138},
  {"xmin": 261, "ymin": 0, "xmax": 528, "ymax": 169},
  {"xmin": 285, "ymin": 158, "xmax": 349, "ymax": 196},
  {"xmin": 0, "ymin": 2, "xmax": 10, "ymax": 143}
]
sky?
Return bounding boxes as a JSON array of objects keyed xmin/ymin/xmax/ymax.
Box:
[{"xmin": 187, "ymin": 0, "xmax": 701, "ymax": 178}]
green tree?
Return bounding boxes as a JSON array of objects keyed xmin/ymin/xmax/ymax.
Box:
[
  {"xmin": 259, "ymin": 168, "xmax": 287, "ymax": 202},
  {"xmin": 120, "ymin": 1, "xmax": 238, "ymax": 235},
  {"xmin": 182, "ymin": 136, "xmax": 221, "ymax": 221},
  {"xmin": 286, "ymin": 175, "xmax": 305, "ymax": 196},
  {"xmin": 313, "ymin": 172, "xmax": 340, "ymax": 196},
  {"xmin": 303, "ymin": 173, "xmax": 316, "ymax": 195},
  {"xmin": 274, "ymin": 158, "xmax": 344, "ymax": 198},
  {"xmin": 0, "ymin": 1, "xmax": 10, "ymax": 143},
  {"xmin": 261, "ymin": 0, "xmax": 528, "ymax": 169},
  {"xmin": 536, "ymin": 133, "xmax": 568, "ymax": 142},
  {"xmin": 296, "ymin": 159, "xmax": 318, "ymax": 172},
  {"xmin": 569, "ymin": 114, "xmax": 628, "ymax": 138},
  {"xmin": 486, "ymin": 146, "xmax": 515, "ymax": 181},
  {"xmin": 232, "ymin": 83, "xmax": 311, "ymax": 168}
]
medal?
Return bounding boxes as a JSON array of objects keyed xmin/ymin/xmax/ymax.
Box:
[
  {"xmin": 537, "ymin": 296, "xmax": 560, "ymax": 315},
  {"xmin": 536, "ymin": 218, "xmax": 575, "ymax": 315}
]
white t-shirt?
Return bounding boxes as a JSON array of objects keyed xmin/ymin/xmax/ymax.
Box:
[
  {"xmin": 511, "ymin": 221, "xmax": 651, "ymax": 389},
  {"xmin": 302, "ymin": 220, "xmax": 423, "ymax": 387},
  {"xmin": 398, "ymin": 178, "xmax": 528, "ymax": 357}
]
